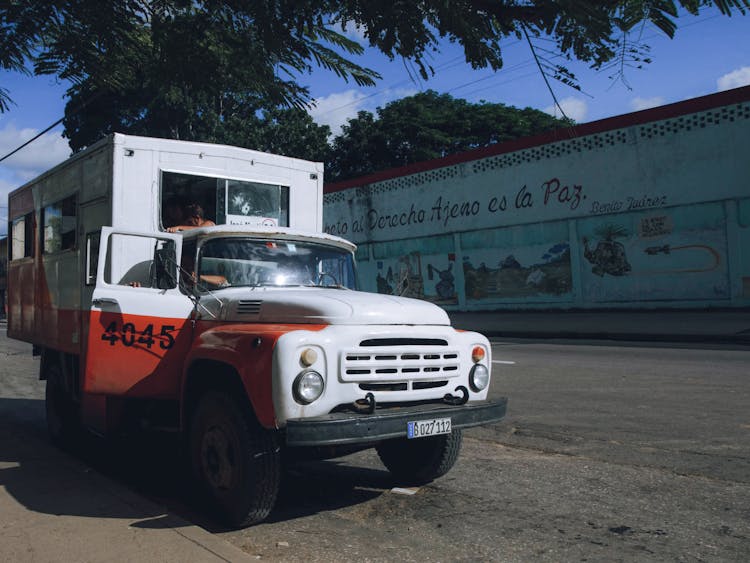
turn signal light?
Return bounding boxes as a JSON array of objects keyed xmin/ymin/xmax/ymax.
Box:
[
  {"xmin": 471, "ymin": 346, "xmax": 485, "ymax": 363},
  {"xmin": 300, "ymin": 347, "xmax": 318, "ymax": 367}
]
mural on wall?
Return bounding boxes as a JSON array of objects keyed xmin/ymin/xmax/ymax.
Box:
[
  {"xmin": 324, "ymin": 96, "xmax": 750, "ymax": 308},
  {"xmin": 463, "ymin": 242, "xmax": 572, "ymax": 302},
  {"xmin": 582, "ymin": 224, "xmax": 632, "ymax": 277},
  {"xmin": 374, "ymin": 252, "xmax": 458, "ymax": 305},
  {"xmin": 428, "ymin": 262, "xmax": 456, "ymax": 301},
  {"xmin": 580, "ymin": 204, "xmax": 729, "ymax": 302}
]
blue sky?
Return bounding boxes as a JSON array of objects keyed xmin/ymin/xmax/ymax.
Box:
[{"xmin": 1, "ymin": 6, "xmax": 749, "ymax": 234}]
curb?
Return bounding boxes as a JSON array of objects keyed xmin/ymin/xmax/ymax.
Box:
[{"xmin": 473, "ymin": 330, "xmax": 750, "ymax": 345}]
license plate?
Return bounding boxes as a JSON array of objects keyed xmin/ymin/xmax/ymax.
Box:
[{"xmin": 407, "ymin": 417, "xmax": 451, "ymax": 439}]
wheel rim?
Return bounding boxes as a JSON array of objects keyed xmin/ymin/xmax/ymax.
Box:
[{"xmin": 201, "ymin": 423, "xmax": 237, "ymax": 491}]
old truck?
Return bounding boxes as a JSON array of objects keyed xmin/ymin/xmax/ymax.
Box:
[{"xmin": 6, "ymin": 133, "xmax": 506, "ymax": 527}]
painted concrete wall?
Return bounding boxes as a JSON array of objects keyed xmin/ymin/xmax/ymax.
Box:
[{"xmin": 323, "ymin": 88, "xmax": 750, "ymax": 310}]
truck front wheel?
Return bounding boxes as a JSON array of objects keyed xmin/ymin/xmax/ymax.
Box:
[
  {"xmin": 189, "ymin": 391, "xmax": 280, "ymax": 527},
  {"xmin": 376, "ymin": 429, "xmax": 463, "ymax": 485}
]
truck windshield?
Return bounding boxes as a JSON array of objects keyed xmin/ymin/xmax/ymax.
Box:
[{"xmin": 197, "ymin": 238, "xmax": 357, "ymax": 290}]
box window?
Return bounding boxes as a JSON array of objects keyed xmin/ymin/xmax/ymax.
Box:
[
  {"xmin": 11, "ymin": 212, "xmax": 34, "ymax": 259},
  {"xmin": 161, "ymin": 171, "xmax": 289, "ymax": 229},
  {"xmin": 42, "ymin": 195, "xmax": 77, "ymax": 253}
]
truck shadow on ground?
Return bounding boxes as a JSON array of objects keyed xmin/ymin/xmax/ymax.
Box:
[
  {"xmin": 80, "ymin": 433, "xmax": 393, "ymax": 533},
  {"xmin": 0, "ymin": 398, "xmax": 175, "ymax": 524},
  {"xmin": 0, "ymin": 397, "xmax": 392, "ymax": 532}
]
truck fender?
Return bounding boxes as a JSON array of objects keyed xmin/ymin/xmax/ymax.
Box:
[{"xmin": 181, "ymin": 327, "xmax": 281, "ymax": 429}]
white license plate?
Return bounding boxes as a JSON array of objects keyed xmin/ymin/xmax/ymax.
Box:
[{"xmin": 407, "ymin": 417, "xmax": 451, "ymax": 439}]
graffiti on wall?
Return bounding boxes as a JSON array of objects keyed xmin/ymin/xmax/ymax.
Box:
[
  {"xmin": 374, "ymin": 252, "xmax": 458, "ymax": 305},
  {"xmin": 582, "ymin": 224, "xmax": 632, "ymax": 277},
  {"xmin": 580, "ymin": 205, "xmax": 729, "ymax": 302},
  {"xmin": 463, "ymin": 242, "xmax": 572, "ymax": 301},
  {"xmin": 325, "ymin": 177, "xmax": 598, "ymax": 238},
  {"xmin": 323, "ymin": 102, "xmax": 750, "ymax": 308},
  {"xmin": 325, "ymin": 174, "xmax": 671, "ymax": 245}
]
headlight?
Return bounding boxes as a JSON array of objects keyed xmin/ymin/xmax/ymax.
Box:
[
  {"xmin": 469, "ymin": 364, "xmax": 490, "ymax": 392},
  {"xmin": 293, "ymin": 370, "xmax": 325, "ymax": 404}
]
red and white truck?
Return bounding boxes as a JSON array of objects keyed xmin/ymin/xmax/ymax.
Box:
[{"xmin": 6, "ymin": 133, "xmax": 506, "ymax": 526}]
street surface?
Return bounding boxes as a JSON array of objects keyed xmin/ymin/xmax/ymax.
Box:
[{"xmin": 1, "ymin": 325, "xmax": 749, "ymax": 562}]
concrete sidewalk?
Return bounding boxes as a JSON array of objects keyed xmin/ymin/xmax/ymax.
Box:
[
  {"xmin": 449, "ymin": 308, "xmax": 750, "ymax": 344},
  {"xmin": 0, "ymin": 420, "xmax": 253, "ymax": 563}
]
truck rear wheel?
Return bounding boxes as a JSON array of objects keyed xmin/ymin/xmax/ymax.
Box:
[
  {"xmin": 45, "ymin": 362, "xmax": 80, "ymax": 447},
  {"xmin": 376, "ymin": 429, "xmax": 463, "ymax": 485},
  {"xmin": 190, "ymin": 391, "xmax": 280, "ymax": 527}
]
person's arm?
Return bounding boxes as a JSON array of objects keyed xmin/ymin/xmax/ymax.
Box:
[{"xmin": 166, "ymin": 224, "xmax": 198, "ymax": 233}]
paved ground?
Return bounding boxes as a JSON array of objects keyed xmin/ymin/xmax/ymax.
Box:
[
  {"xmin": 217, "ymin": 339, "xmax": 750, "ymax": 562},
  {"xmin": 448, "ymin": 308, "xmax": 750, "ymax": 344},
  {"xmin": 0, "ymin": 327, "xmax": 253, "ymax": 563},
  {"xmin": 2, "ymin": 322, "xmax": 748, "ymax": 562}
]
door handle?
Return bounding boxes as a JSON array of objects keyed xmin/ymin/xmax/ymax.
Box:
[{"xmin": 92, "ymin": 297, "xmax": 119, "ymax": 307}]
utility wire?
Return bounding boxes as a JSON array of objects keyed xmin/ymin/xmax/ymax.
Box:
[
  {"xmin": 311, "ymin": 53, "xmax": 471, "ymax": 119},
  {"xmin": 0, "ymin": 12, "xmax": 722, "ymax": 161},
  {"xmin": 0, "ymin": 116, "xmax": 66, "ymax": 164},
  {"xmin": 0, "ymin": 89, "xmax": 104, "ymax": 164},
  {"xmin": 312, "ymin": 40, "xmax": 524, "ymax": 119}
]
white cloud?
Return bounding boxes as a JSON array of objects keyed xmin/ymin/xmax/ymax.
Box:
[
  {"xmin": 332, "ymin": 20, "xmax": 367, "ymax": 43},
  {"xmin": 544, "ymin": 97, "xmax": 588, "ymax": 122},
  {"xmin": 630, "ymin": 96, "xmax": 665, "ymax": 112},
  {"xmin": 717, "ymin": 66, "xmax": 750, "ymax": 91},
  {"xmin": 0, "ymin": 125, "xmax": 69, "ymax": 227},
  {"xmin": 309, "ymin": 87, "xmax": 418, "ymax": 136},
  {"xmin": 0, "ymin": 177, "xmax": 12, "ymax": 218},
  {"xmin": 309, "ymin": 90, "xmax": 369, "ymax": 136},
  {"xmin": 0, "ymin": 124, "xmax": 70, "ymax": 183}
]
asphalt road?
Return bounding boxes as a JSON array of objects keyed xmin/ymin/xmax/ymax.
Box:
[{"xmin": 1, "ymin": 327, "xmax": 748, "ymax": 562}]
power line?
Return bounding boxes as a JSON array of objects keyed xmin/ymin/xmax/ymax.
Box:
[
  {"xmin": 310, "ymin": 53, "xmax": 471, "ymax": 119},
  {"xmin": 311, "ymin": 13, "xmax": 723, "ymax": 123},
  {"xmin": 0, "ymin": 116, "xmax": 66, "ymax": 164},
  {"xmin": 0, "ymin": 89, "xmax": 103, "ymax": 165},
  {"xmin": 447, "ymin": 58, "xmax": 535, "ymax": 95},
  {"xmin": 0, "ymin": 12, "xmax": 723, "ymax": 161},
  {"xmin": 458, "ymin": 13, "xmax": 722, "ymax": 108},
  {"xmin": 312, "ymin": 40, "xmax": 525, "ymax": 119}
]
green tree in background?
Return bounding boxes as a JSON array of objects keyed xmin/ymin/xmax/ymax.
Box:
[
  {"xmin": 327, "ymin": 91, "xmax": 570, "ymax": 182},
  {"xmin": 1, "ymin": 1, "xmax": 748, "ymax": 152},
  {"xmin": 223, "ymin": 107, "xmax": 332, "ymax": 164}
]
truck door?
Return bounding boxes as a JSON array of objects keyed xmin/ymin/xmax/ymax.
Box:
[{"xmin": 84, "ymin": 227, "xmax": 194, "ymax": 398}]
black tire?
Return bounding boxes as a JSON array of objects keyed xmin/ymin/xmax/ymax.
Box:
[
  {"xmin": 45, "ymin": 362, "xmax": 80, "ymax": 447},
  {"xmin": 376, "ymin": 429, "xmax": 463, "ymax": 485},
  {"xmin": 190, "ymin": 391, "xmax": 280, "ymax": 528}
]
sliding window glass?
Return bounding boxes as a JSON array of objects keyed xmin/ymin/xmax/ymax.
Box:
[
  {"xmin": 42, "ymin": 195, "xmax": 77, "ymax": 253},
  {"xmin": 11, "ymin": 212, "xmax": 34, "ymax": 260}
]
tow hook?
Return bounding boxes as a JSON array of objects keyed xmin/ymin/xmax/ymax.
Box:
[
  {"xmin": 443, "ymin": 385, "xmax": 469, "ymax": 405},
  {"xmin": 353, "ymin": 392, "xmax": 376, "ymax": 414}
]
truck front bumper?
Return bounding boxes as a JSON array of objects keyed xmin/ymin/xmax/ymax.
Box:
[{"xmin": 284, "ymin": 398, "xmax": 507, "ymax": 447}]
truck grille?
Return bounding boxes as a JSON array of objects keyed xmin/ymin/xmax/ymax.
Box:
[{"xmin": 341, "ymin": 341, "xmax": 460, "ymax": 389}]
